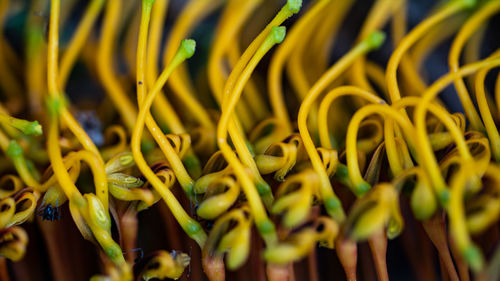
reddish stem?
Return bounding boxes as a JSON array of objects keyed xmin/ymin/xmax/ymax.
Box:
[
  {"xmin": 336, "ymin": 235, "xmax": 358, "ymax": 281},
  {"xmin": 422, "ymin": 213, "xmax": 459, "ymax": 281},
  {"xmin": 0, "ymin": 257, "xmax": 10, "ymax": 281},
  {"xmin": 202, "ymin": 250, "xmax": 225, "ymax": 281},
  {"xmin": 368, "ymin": 229, "xmax": 389, "ymax": 281}
]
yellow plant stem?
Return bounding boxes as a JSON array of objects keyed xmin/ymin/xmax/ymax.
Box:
[
  {"xmin": 308, "ymin": 0, "xmax": 354, "ymax": 79},
  {"xmin": 131, "ymin": 38, "xmax": 206, "ymax": 247},
  {"xmin": 0, "ymin": 0, "xmax": 22, "ymax": 101},
  {"xmin": 223, "ymin": 0, "xmax": 302, "ymax": 100},
  {"xmin": 59, "ymin": 0, "xmax": 105, "ymax": 89},
  {"xmin": 286, "ymin": 2, "xmax": 325, "ymax": 101},
  {"xmin": 146, "ymin": 0, "xmax": 201, "ymax": 178},
  {"xmin": 218, "ymin": 27, "xmax": 287, "ymax": 246},
  {"xmin": 217, "ymin": 0, "xmax": 305, "ymax": 208},
  {"xmin": 449, "ymin": 163, "xmax": 487, "ymax": 272},
  {"xmin": 162, "ymin": 0, "xmax": 219, "ymax": 131},
  {"xmin": 388, "ymin": 0, "xmax": 427, "ymax": 98},
  {"xmin": 136, "ymin": 0, "xmax": 194, "ymax": 194},
  {"xmin": 475, "ymin": 65, "xmax": 500, "ymax": 162},
  {"xmin": 208, "ymin": 0, "xmax": 261, "ymax": 131},
  {"xmin": 350, "ymin": 0, "xmax": 401, "ymax": 92},
  {"xmin": 226, "ymin": 35, "xmax": 268, "ymax": 124},
  {"xmin": 145, "ymin": 0, "xmax": 183, "ymax": 134},
  {"xmin": 298, "ymin": 32, "xmax": 385, "ymax": 221},
  {"xmin": 268, "ymin": 0, "xmax": 330, "ymax": 133},
  {"xmin": 386, "ymin": 0, "xmax": 474, "ymax": 103},
  {"xmin": 47, "ymin": 0, "xmax": 109, "ymax": 211},
  {"xmin": 25, "ymin": 13, "xmax": 46, "ymax": 117},
  {"xmin": 365, "ymin": 61, "xmax": 389, "ymax": 98},
  {"xmin": 97, "ymin": 0, "xmax": 138, "ymax": 133},
  {"xmin": 411, "ymin": 13, "xmax": 465, "ymax": 73},
  {"xmin": 449, "ymin": 0, "xmax": 500, "ymax": 131}
]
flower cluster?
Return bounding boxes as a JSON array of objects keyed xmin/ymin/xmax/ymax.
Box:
[{"xmin": 0, "ymin": 0, "xmax": 499, "ymax": 280}]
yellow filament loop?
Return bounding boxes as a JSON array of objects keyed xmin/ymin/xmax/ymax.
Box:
[
  {"xmin": 349, "ymin": 0, "xmax": 401, "ymax": 92},
  {"xmin": 218, "ymin": 27, "xmax": 287, "ymax": 246},
  {"xmin": 136, "ymin": 0, "xmax": 194, "ymax": 195},
  {"xmin": 162, "ymin": 0, "xmax": 219, "ymax": 131},
  {"xmin": 59, "ymin": 0, "xmax": 105, "ymax": 90},
  {"xmin": 414, "ymin": 55, "xmax": 500, "ymax": 206},
  {"xmin": 317, "ymin": 86, "xmax": 384, "ymax": 150},
  {"xmin": 97, "ymin": 0, "xmax": 138, "ymax": 133},
  {"xmin": 298, "ymin": 31, "xmax": 385, "ymax": 221},
  {"xmin": 386, "ymin": 0, "xmax": 475, "ymax": 103},
  {"xmin": 46, "ymin": 0, "xmax": 106, "ymax": 206},
  {"xmin": 218, "ymin": 0, "xmax": 305, "ymax": 208},
  {"xmin": 345, "ymin": 103, "xmax": 415, "ymax": 196},
  {"xmin": 145, "ymin": 0, "xmax": 184, "ymax": 134},
  {"xmin": 449, "ymin": 0, "xmax": 500, "ymax": 131},
  {"xmin": 131, "ymin": 36, "xmax": 207, "ymax": 247},
  {"xmin": 474, "ymin": 62, "xmax": 500, "ymax": 162},
  {"xmin": 268, "ymin": 0, "xmax": 330, "ymax": 134}
]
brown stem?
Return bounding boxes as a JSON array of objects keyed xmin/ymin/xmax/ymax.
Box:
[
  {"xmin": 202, "ymin": 250, "xmax": 225, "ymax": 281},
  {"xmin": 449, "ymin": 235, "xmax": 470, "ymax": 281},
  {"xmin": 368, "ymin": 229, "xmax": 389, "ymax": 281},
  {"xmin": 307, "ymin": 249, "xmax": 319, "ymax": 281},
  {"xmin": 0, "ymin": 257, "xmax": 10, "ymax": 281},
  {"xmin": 336, "ymin": 235, "xmax": 358, "ymax": 281},
  {"xmin": 266, "ymin": 264, "xmax": 290, "ymax": 281},
  {"xmin": 399, "ymin": 205, "xmax": 438, "ymax": 281},
  {"xmin": 422, "ymin": 213, "xmax": 460, "ymax": 281},
  {"xmin": 119, "ymin": 208, "xmax": 138, "ymax": 264},
  {"xmin": 37, "ymin": 217, "xmax": 74, "ymax": 281},
  {"xmin": 439, "ymin": 257, "xmax": 450, "ymax": 281}
]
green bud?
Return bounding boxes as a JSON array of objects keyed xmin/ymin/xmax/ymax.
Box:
[
  {"xmin": 464, "ymin": 244, "xmax": 483, "ymax": 272},
  {"xmin": 179, "ymin": 39, "xmax": 196, "ymax": 60},
  {"xmin": 286, "ymin": 0, "xmax": 303, "ymax": 14},
  {"xmin": 142, "ymin": 0, "xmax": 155, "ymax": 7},
  {"xmin": 45, "ymin": 96, "xmax": 64, "ymax": 117},
  {"xmin": 6, "ymin": 141, "xmax": 23, "ymax": 158},
  {"xmin": 258, "ymin": 219, "xmax": 275, "ymax": 235},
  {"xmin": 270, "ymin": 26, "xmax": 286, "ymax": 44},
  {"xmin": 16, "ymin": 120, "xmax": 42, "ymax": 136},
  {"xmin": 354, "ymin": 182, "xmax": 371, "ymax": 197},
  {"xmin": 458, "ymin": 0, "xmax": 476, "ymax": 8},
  {"xmin": 438, "ymin": 189, "xmax": 451, "ymax": 207},
  {"xmin": 185, "ymin": 221, "xmax": 202, "ymax": 236},
  {"xmin": 365, "ymin": 31, "xmax": 386, "ymax": 50},
  {"xmin": 86, "ymin": 194, "xmax": 111, "ymax": 231}
]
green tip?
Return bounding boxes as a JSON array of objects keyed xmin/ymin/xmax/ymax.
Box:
[
  {"xmin": 325, "ymin": 197, "xmax": 340, "ymax": 210},
  {"xmin": 24, "ymin": 120, "xmax": 42, "ymax": 136},
  {"xmin": 119, "ymin": 153, "xmax": 134, "ymax": 166},
  {"xmin": 104, "ymin": 244, "xmax": 124, "ymax": 262},
  {"xmin": 438, "ymin": 189, "xmax": 450, "ymax": 207},
  {"xmin": 459, "ymin": 0, "xmax": 476, "ymax": 8},
  {"xmin": 355, "ymin": 182, "xmax": 371, "ymax": 197},
  {"xmin": 365, "ymin": 31, "xmax": 386, "ymax": 50},
  {"xmin": 270, "ymin": 26, "xmax": 286, "ymax": 44},
  {"xmin": 143, "ymin": 0, "xmax": 155, "ymax": 6},
  {"xmin": 7, "ymin": 140, "xmax": 23, "ymax": 157},
  {"xmin": 185, "ymin": 221, "xmax": 202, "ymax": 236},
  {"xmin": 256, "ymin": 181, "xmax": 271, "ymax": 195},
  {"xmin": 45, "ymin": 96, "xmax": 64, "ymax": 117},
  {"xmin": 179, "ymin": 39, "xmax": 196, "ymax": 59},
  {"xmin": 464, "ymin": 245, "xmax": 484, "ymax": 272},
  {"xmin": 287, "ymin": 0, "xmax": 302, "ymax": 13},
  {"xmin": 258, "ymin": 220, "xmax": 275, "ymax": 235}
]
